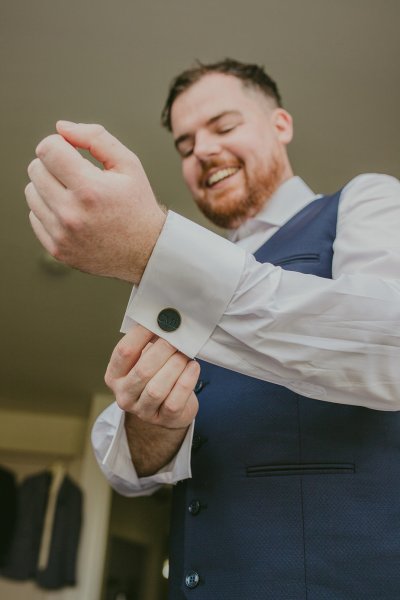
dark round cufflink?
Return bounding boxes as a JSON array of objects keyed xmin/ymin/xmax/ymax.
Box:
[{"xmin": 157, "ymin": 308, "xmax": 181, "ymax": 332}]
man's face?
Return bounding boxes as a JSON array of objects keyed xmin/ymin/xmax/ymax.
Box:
[{"xmin": 170, "ymin": 73, "xmax": 293, "ymax": 229}]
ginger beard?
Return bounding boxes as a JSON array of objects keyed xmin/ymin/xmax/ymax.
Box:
[{"xmin": 193, "ymin": 149, "xmax": 285, "ymax": 229}]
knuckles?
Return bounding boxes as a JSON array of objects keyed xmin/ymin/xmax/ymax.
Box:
[
  {"xmin": 115, "ymin": 393, "xmax": 133, "ymax": 413},
  {"xmin": 156, "ymin": 337, "xmax": 177, "ymax": 354},
  {"xmin": 73, "ymin": 185, "xmax": 99, "ymax": 209},
  {"xmin": 113, "ymin": 381, "xmax": 137, "ymax": 412},
  {"xmin": 115, "ymin": 342, "xmax": 136, "ymax": 362},
  {"xmin": 145, "ymin": 381, "xmax": 165, "ymax": 403},
  {"xmin": 57, "ymin": 207, "xmax": 83, "ymax": 234},
  {"xmin": 161, "ymin": 400, "xmax": 181, "ymax": 418},
  {"xmin": 104, "ymin": 368, "xmax": 115, "ymax": 390},
  {"xmin": 132, "ymin": 363, "xmax": 153, "ymax": 383},
  {"xmin": 173, "ymin": 378, "xmax": 192, "ymax": 396}
]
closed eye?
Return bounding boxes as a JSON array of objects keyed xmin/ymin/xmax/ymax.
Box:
[
  {"xmin": 217, "ymin": 124, "xmax": 238, "ymax": 135},
  {"xmin": 177, "ymin": 144, "xmax": 194, "ymax": 158}
]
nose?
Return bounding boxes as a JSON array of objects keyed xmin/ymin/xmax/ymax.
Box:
[{"xmin": 193, "ymin": 131, "xmax": 221, "ymax": 161}]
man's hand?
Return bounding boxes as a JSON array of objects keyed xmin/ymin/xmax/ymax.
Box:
[
  {"xmin": 105, "ymin": 324, "xmax": 200, "ymax": 429},
  {"xmin": 25, "ymin": 121, "xmax": 166, "ymax": 283},
  {"xmin": 105, "ymin": 324, "xmax": 200, "ymax": 476}
]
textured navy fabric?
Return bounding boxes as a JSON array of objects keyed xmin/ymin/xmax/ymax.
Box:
[{"xmin": 168, "ymin": 191, "xmax": 400, "ymax": 599}]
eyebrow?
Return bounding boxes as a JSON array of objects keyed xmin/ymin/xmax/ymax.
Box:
[{"xmin": 174, "ymin": 110, "xmax": 242, "ymax": 150}]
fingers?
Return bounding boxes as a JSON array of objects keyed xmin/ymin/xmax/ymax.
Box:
[
  {"xmin": 26, "ymin": 157, "xmax": 71, "ymax": 230},
  {"xmin": 35, "ymin": 133, "xmax": 98, "ymax": 189},
  {"xmin": 157, "ymin": 361, "xmax": 200, "ymax": 426},
  {"xmin": 28, "ymin": 211, "xmax": 57, "ymax": 255},
  {"xmin": 25, "ymin": 180, "xmax": 60, "ymax": 235},
  {"xmin": 135, "ymin": 351, "xmax": 191, "ymax": 420},
  {"xmin": 105, "ymin": 325, "xmax": 200, "ymax": 428},
  {"xmin": 28, "ymin": 157, "xmax": 66, "ymax": 195},
  {"xmin": 110, "ymin": 336, "xmax": 178, "ymax": 412},
  {"xmin": 56, "ymin": 121, "xmax": 137, "ymax": 173},
  {"xmin": 105, "ymin": 325, "xmax": 159, "ymax": 383},
  {"xmin": 120, "ymin": 352, "xmax": 199, "ymax": 427}
]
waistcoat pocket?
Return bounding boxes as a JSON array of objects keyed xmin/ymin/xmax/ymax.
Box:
[
  {"xmin": 246, "ymin": 463, "xmax": 355, "ymax": 477},
  {"xmin": 274, "ymin": 253, "xmax": 320, "ymax": 267}
]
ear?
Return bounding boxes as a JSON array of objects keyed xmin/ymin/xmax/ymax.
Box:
[{"xmin": 272, "ymin": 109, "xmax": 293, "ymax": 145}]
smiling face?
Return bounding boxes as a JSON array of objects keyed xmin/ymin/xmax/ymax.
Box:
[{"xmin": 170, "ymin": 73, "xmax": 294, "ymax": 229}]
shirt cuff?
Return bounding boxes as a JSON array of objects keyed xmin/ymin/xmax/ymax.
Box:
[
  {"xmin": 121, "ymin": 211, "xmax": 246, "ymax": 357},
  {"xmin": 91, "ymin": 402, "xmax": 194, "ymax": 497}
]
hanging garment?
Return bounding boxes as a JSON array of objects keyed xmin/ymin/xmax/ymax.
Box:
[
  {"xmin": 0, "ymin": 465, "xmax": 17, "ymax": 567},
  {"xmin": 0, "ymin": 469, "xmax": 83, "ymax": 590}
]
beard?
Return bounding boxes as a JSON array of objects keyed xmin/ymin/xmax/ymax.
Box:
[{"xmin": 195, "ymin": 152, "xmax": 286, "ymax": 229}]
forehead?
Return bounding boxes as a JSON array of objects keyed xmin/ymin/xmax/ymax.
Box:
[{"xmin": 170, "ymin": 73, "xmax": 269, "ymax": 135}]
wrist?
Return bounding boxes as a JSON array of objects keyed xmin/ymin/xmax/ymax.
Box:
[
  {"xmin": 124, "ymin": 411, "xmax": 189, "ymax": 477},
  {"xmin": 131, "ymin": 206, "xmax": 167, "ymax": 285}
]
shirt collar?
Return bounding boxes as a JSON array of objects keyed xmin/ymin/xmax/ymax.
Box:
[{"xmin": 229, "ymin": 177, "xmax": 318, "ymax": 242}]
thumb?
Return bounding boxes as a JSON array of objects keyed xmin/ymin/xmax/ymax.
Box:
[{"xmin": 56, "ymin": 121, "xmax": 135, "ymax": 172}]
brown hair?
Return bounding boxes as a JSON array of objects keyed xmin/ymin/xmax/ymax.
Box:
[{"xmin": 161, "ymin": 58, "xmax": 283, "ymax": 131}]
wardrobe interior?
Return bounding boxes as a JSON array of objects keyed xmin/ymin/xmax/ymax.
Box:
[{"xmin": 0, "ymin": 395, "xmax": 170, "ymax": 600}]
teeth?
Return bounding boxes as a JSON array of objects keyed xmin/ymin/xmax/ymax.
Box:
[{"xmin": 207, "ymin": 167, "xmax": 239, "ymax": 186}]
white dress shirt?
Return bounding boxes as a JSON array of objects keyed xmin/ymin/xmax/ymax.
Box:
[{"xmin": 92, "ymin": 174, "xmax": 400, "ymax": 497}]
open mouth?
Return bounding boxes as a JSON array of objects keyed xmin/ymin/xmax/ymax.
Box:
[{"xmin": 206, "ymin": 167, "xmax": 240, "ymax": 187}]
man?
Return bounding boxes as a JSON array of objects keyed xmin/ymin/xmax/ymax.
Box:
[{"xmin": 26, "ymin": 60, "xmax": 400, "ymax": 598}]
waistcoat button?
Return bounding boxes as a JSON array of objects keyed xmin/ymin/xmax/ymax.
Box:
[
  {"xmin": 188, "ymin": 499, "xmax": 201, "ymax": 515},
  {"xmin": 191, "ymin": 433, "xmax": 204, "ymax": 452},
  {"xmin": 194, "ymin": 379, "xmax": 204, "ymax": 393},
  {"xmin": 185, "ymin": 571, "xmax": 200, "ymax": 589}
]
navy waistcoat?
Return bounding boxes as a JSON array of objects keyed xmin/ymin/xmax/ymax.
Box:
[{"xmin": 168, "ymin": 191, "xmax": 400, "ymax": 599}]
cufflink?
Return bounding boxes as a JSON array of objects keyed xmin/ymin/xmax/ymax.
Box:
[{"xmin": 157, "ymin": 308, "xmax": 181, "ymax": 332}]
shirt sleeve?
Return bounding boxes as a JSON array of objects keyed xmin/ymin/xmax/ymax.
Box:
[
  {"xmin": 121, "ymin": 210, "xmax": 246, "ymax": 358},
  {"xmin": 91, "ymin": 402, "xmax": 195, "ymax": 496},
  {"xmin": 124, "ymin": 173, "xmax": 400, "ymax": 411},
  {"xmin": 94, "ymin": 173, "xmax": 400, "ymax": 496}
]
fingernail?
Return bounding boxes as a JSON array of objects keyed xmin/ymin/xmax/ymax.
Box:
[
  {"xmin": 188, "ymin": 360, "xmax": 200, "ymax": 375},
  {"xmin": 57, "ymin": 120, "xmax": 76, "ymax": 129}
]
